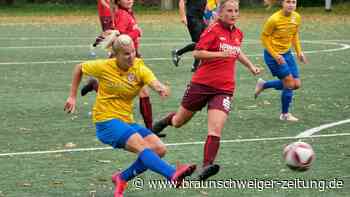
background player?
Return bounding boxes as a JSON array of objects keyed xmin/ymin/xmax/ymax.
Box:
[
  {"xmin": 171, "ymin": 0, "xmax": 207, "ymax": 72},
  {"xmin": 255, "ymin": 0, "xmax": 308, "ymax": 122}
]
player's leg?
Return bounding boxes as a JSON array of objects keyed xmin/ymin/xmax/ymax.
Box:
[
  {"xmin": 197, "ymin": 94, "xmax": 231, "ymax": 181},
  {"xmin": 280, "ymin": 52, "xmax": 301, "ymax": 121},
  {"xmin": 92, "ymin": 16, "xmax": 114, "ymax": 48},
  {"xmin": 152, "ymin": 83, "xmax": 208, "ymax": 135},
  {"xmin": 81, "ymin": 77, "xmax": 99, "ymax": 96},
  {"xmin": 96, "ymin": 119, "xmax": 196, "ymax": 196},
  {"xmin": 255, "ymin": 50, "xmax": 284, "ymax": 98},
  {"xmin": 116, "ymin": 124, "xmax": 167, "ymax": 186},
  {"xmin": 190, "ymin": 17, "xmax": 206, "ymax": 72},
  {"xmin": 139, "ymin": 86, "xmax": 153, "ymax": 130}
]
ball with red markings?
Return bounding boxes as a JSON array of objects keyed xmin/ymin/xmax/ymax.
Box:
[{"xmin": 283, "ymin": 141, "xmax": 315, "ymax": 171}]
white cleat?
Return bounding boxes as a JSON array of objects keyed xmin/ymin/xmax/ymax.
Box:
[
  {"xmin": 280, "ymin": 113, "xmax": 299, "ymax": 122},
  {"xmin": 254, "ymin": 78, "xmax": 266, "ymax": 99}
]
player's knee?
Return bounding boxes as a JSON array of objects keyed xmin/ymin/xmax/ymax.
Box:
[
  {"xmin": 294, "ymin": 81, "xmax": 301, "ymax": 90},
  {"xmin": 153, "ymin": 144, "xmax": 167, "ymax": 157}
]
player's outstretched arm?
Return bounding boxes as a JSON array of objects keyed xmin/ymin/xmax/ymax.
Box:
[
  {"xmin": 64, "ymin": 64, "xmax": 83, "ymax": 113},
  {"xmin": 238, "ymin": 51, "xmax": 261, "ymax": 76},
  {"xmin": 149, "ymin": 80, "xmax": 170, "ymax": 99}
]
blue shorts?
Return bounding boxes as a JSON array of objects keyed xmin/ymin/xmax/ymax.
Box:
[
  {"xmin": 264, "ymin": 50, "xmax": 300, "ymax": 79},
  {"xmin": 95, "ymin": 119, "xmax": 153, "ymax": 149}
]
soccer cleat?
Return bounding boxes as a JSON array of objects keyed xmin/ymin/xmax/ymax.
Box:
[
  {"xmin": 280, "ymin": 113, "xmax": 299, "ymax": 122},
  {"xmin": 171, "ymin": 49, "xmax": 181, "ymax": 67},
  {"xmin": 81, "ymin": 78, "xmax": 98, "ymax": 96},
  {"xmin": 197, "ymin": 164, "xmax": 220, "ymax": 181},
  {"xmin": 191, "ymin": 65, "xmax": 196, "ymax": 72},
  {"xmin": 254, "ymin": 78, "xmax": 266, "ymax": 99},
  {"xmin": 112, "ymin": 172, "xmax": 128, "ymax": 197},
  {"xmin": 152, "ymin": 112, "xmax": 175, "ymax": 136},
  {"xmin": 171, "ymin": 164, "xmax": 197, "ymax": 187}
]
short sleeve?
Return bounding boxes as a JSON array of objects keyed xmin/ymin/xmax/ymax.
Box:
[
  {"xmin": 138, "ymin": 60, "xmax": 157, "ymax": 85},
  {"xmin": 262, "ymin": 16, "xmax": 275, "ymax": 36},
  {"xmin": 81, "ymin": 60, "xmax": 105, "ymax": 79},
  {"xmin": 195, "ymin": 26, "xmax": 217, "ymax": 50}
]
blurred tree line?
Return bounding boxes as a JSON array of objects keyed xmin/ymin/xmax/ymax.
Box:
[{"xmin": 1, "ymin": 0, "xmax": 349, "ymax": 7}]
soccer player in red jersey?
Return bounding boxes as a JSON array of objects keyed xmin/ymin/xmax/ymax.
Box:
[
  {"xmin": 153, "ymin": 0, "xmax": 261, "ymax": 180},
  {"xmin": 114, "ymin": 0, "xmax": 142, "ymax": 57},
  {"xmin": 83, "ymin": 0, "xmax": 155, "ymax": 133}
]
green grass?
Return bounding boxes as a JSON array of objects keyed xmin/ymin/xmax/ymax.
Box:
[
  {"xmin": 1, "ymin": 2, "xmax": 350, "ymax": 16},
  {"xmin": 0, "ymin": 9, "xmax": 350, "ymax": 197}
]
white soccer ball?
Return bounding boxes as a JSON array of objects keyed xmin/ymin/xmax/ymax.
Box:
[{"xmin": 283, "ymin": 141, "xmax": 315, "ymax": 171}]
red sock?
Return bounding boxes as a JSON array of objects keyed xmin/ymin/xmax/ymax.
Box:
[
  {"xmin": 139, "ymin": 97, "xmax": 153, "ymax": 129},
  {"xmin": 203, "ymin": 135, "xmax": 221, "ymax": 167}
]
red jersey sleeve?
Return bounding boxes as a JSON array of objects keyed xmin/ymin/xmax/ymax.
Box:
[{"xmin": 195, "ymin": 25, "xmax": 218, "ymax": 51}]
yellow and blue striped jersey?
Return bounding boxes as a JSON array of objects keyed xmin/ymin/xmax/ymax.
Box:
[
  {"xmin": 82, "ymin": 58, "xmax": 156, "ymax": 123},
  {"xmin": 261, "ymin": 10, "xmax": 302, "ymax": 58}
]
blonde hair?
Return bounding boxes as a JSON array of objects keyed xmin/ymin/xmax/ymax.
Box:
[
  {"xmin": 112, "ymin": 34, "xmax": 133, "ymax": 54},
  {"xmin": 218, "ymin": 0, "xmax": 239, "ymax": 12}
]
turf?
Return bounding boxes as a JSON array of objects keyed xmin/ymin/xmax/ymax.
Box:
[{"xmin": 0, "ymin": 6, "xmax": 349, "ymax": 197}]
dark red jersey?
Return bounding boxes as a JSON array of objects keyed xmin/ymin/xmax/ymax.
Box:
[{"xmin": 192, "ymin": 21, "xmax": 244, "ymax": 92}]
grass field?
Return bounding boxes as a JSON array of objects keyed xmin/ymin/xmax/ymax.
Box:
[{"xmin": 0, "ymin": 5, "xmax": 350, "ymax": 197}]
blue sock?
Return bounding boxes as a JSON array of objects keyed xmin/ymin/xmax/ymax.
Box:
[
  {"xmin": 263, "ymin": 80, "xmax": 283, "ymax": 90},
  {"xmin": 138, "ymin": 148, "xmax": 176, "ymax": 180},
  {"xmin": 120, "ymin": 157, "xmax": 147, "ymax": 181},
  {"xmin": 281, "ymin": 89, "xmax": 293, "ymax": 114}
]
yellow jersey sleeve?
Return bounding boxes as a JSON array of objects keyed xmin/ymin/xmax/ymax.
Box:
[
  {"xmin": 138, "ymin": 60, "xmax": 157, "ymax": 86},
  {"xmin": 261, "ymin": 16, "xmax": 279, "ymax": 58},
  {"xmin": 292, "ymin": 14, "xmax": 302, "ymax": 56},
  {"xmin": 81, "ymin": 59, "xmax": 106, "ymax": 78}
]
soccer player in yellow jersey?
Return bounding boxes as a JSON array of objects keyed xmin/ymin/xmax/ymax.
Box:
[
  {"xmin": 255, "ymin": 0, "xmax": 308, "ymax": 122},
  {"xmin": 64, "ymin": 35, "xmax": 196, "ymax": 197}
]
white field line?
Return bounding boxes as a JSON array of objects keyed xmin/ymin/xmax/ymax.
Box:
[
  {"xmin": 296, "ymin": 119, "xmax": 350, "ymax": 138},
  {"xmin": 0, "ymin": 40, "xmax": 349, "ymax": 66},
  {"xmin": 0, "ymin": 132, "xmax": 349, "ymax": 157}
]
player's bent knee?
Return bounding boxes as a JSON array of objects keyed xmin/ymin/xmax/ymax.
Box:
[{"xmin": 153, "ymin": 144, "xmax": 167, "ymax": 157}]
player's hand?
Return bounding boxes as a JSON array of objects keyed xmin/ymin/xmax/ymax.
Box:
[
  {"xmin": 298, "ymin": 52, "xmax": 308, "ymax": 64},
  {"xmin": 159, "ymin": 83, "xmax": 170, "ymax": 99},
  {"xmin": 181, "ymin": 16, "xmax": 188, "ymax": 26},
  {"xmin": 250, "ymin": 66, "xmax": 262, "ymax": 76},
  {"xmin": 275, "ymin": 55, "xmax": 286, "ymax": 65},
  {"xmin": 64, "ymin": 96, "xmax": 76, "ymax": 114}
]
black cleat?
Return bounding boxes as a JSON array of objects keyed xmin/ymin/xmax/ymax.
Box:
[
  {"xmin": 152, "ymin": 118, "xmax": 169, "ymax": 136},
  {"xmin": 197, "ymin": 164, "xmax": 220, "ymax": 181},
  {"xmin": 81, "ymin": 78, "xmax": 98, "ymax": 96},
  {"xmin": 171, "ymin": 49, "xmax": 181, "ymax": 67}
]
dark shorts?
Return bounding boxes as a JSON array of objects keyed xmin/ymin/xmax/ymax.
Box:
[
  {"xmin": 181, "ymin": 82, "xmax": 233, "ymax": 114},
  {"xmin": 95, "ymin": 119, "xmax": 152, "ymax": 149},
  {"xmin": 186, "ymin": 16, "xmax": 207, "ymax": 42},
  {"xmin": 99, "ymin": 16, "xmax": 114, "ymax": 31}
]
